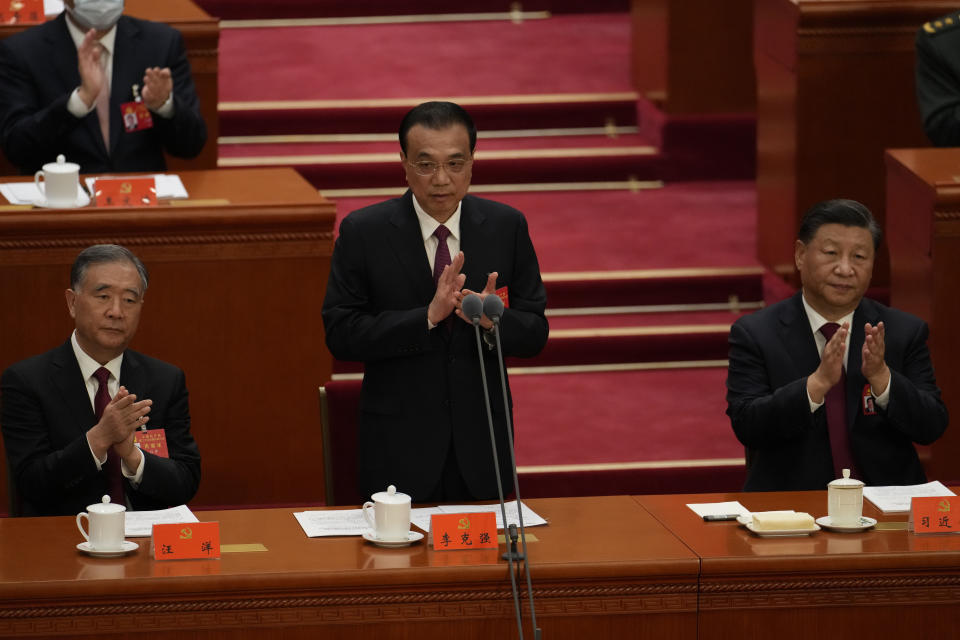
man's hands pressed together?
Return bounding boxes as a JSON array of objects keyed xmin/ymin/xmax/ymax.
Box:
[{"xmin": 87, "ymin": 386, "xmax": 152, "ymax": 471}]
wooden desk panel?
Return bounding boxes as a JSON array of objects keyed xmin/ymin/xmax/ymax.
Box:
[
  {"xmin": 631, "ymin": 0, "xmax": 755, "ymax": 114},
  {"xmin": 0, "ymin": 0, "xmax": 219, "ymax": 174},
  {"xmin": 0, "ymin": 496, "xmax": 700, "ymax": 639},
  {"xmin": 637, "ymin": 491, "xmax": 960, "ymax": 640},
  {"xmin": 885, "ymin": 148, "xmax": 960, "ymax": 483},
  {"xmin": 754, "ymin": 0, "xmax": 955, "ymax": 287},
  {"xmin": 0, "ymin": 168, "xmax": 335, "ymax": 511}
]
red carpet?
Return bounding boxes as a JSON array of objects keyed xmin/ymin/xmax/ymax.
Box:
[
  {"xmin": 219, "ymin": 14, "xmax": 631, "ymax": 102},
  {"xmin": 512, "ymin": 368, "xmax": 740, "ymax": 466},
  {"xmin": 331, "ymin": 181, "xmax": 759, "ymax": 272}
]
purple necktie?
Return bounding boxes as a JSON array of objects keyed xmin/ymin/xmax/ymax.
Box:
[
  {"xmin": 432, "ymin": 225, "xmax": 451, "ymax": 285},
  {"xmin": 93, "ymin": 367, "xmax": 124, "ymax": 505},
  {"xmin": 819, "ymin": 323, "xmax": 855, "ymax": 476}
]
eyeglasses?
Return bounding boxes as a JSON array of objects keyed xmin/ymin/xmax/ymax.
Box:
[{"xmin": 407, "ymin": 159, "xmax": 472, "ymax": 177}]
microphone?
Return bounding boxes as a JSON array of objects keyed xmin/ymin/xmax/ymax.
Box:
[
  {"xmin": 483, "ymin": 290, "xmax": 541, "ymax": 640},
  {"xmin": 462, "ymin": 293, "xmax": 484, "ymax": 325},
  {"xmin": 482, "ymin": 293, "xmax": 504, "ymax": 322},
  {"xmin": 463, "ymin": 291, "xmax": 527, "ymax": 639}
]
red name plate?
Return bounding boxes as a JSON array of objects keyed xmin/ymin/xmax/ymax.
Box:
[
  {"xmin": 912, "ymin": 496, "xmax": 957, "ymax": 534},
  {"xmin": 431, "ymin": 512, "xmax": 498, "ymax": 551},
  {"xmin": 94, "ymin": 177, "xmax": 157, "ymax": 207},
  {"xmin": 134, "ymin": 428, "xmax": 168, "ymax": 458},
  {"xmin": 1, "ymin": 0, "xmax": 44, "ymax": 24},
  {"xmin": 153, "ymin": 522, "xmax": 220, "ymax": 560}
]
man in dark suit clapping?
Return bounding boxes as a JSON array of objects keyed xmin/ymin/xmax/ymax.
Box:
[
  {"xmin": 726, "ymin": 199, "xmax": 948, "ymax": 491},
  {"xmin": 322, "ymin": 102, "xmax": 549, "ymax": 503},
  {"xmin": 1, "ymin": 244, "xmax": 201, "ymax": 516},
  {"xmin": 0, "ymin": 0, "xmax": 206, "ymax": 174}
]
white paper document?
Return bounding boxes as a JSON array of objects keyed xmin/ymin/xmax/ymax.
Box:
[
  {"xmin": 294, "ymin": 509, "xmax": 372, "ymax": 537},
  {"xmin": 294, "ymin": 501, "xmax": 547, "ymax": 538},
  {"xmin": 125, "ymin": 505, "xmax": 199, "ymax": 537},
  {"xmin": 863, "ymin": 481, "xmax": 956, "ymax": 514},
  {"xmin": 85, "ymin": 174, "xmax": 189, "ymax": 199},
  {"xmin": 686, "ymin": 501, "xmax": 751, "ymax": 519},
  {"xmin": 409, "ymin": 501, "xmax": 547, "ymax": 533},
  {"xmin": 0, "ymin": 182, "xmax": 42, "ymax": 205}
]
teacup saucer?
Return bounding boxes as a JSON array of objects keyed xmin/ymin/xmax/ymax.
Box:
[
  {"xmin": 815, "ymin": 516, "xmax": 877, "ymax": 533},
  {"xmin": 362, "ymin": 531, "xmax": 424, "ymax": 548},
  {"xmin": 33, "ymin": 190, "xmax": 90, "ymax": 209},
  {"xmin": 77, "ymin": 540, "xmax": 138, "ymax": 558}
]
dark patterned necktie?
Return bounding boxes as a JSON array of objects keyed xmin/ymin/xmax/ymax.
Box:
[
  {"xmin": 93, "ymin": 367, "xmax": 124, "ymax": 505},
  {"xmin": 432, "ymin": 225, "xmax": 451, "ymax": 285},
  {"xmin": 819, "ymin": 323, "xmax": 855, "ymax": 476}
]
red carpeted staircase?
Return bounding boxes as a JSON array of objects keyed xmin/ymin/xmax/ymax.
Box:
[{"xmin": 217, "ymin": 10, "xmax": 770, "ymax": 499}]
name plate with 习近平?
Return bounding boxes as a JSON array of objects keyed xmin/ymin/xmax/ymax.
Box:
[{"xmin": 911, "ymin": 496, "xmax": 959, "ymax": 534}]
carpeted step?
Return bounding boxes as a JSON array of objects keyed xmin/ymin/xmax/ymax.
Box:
[
  {"xmin": 511, "ymin": 365, "xmax": 745, "ymax": 496},
  {"xmin": 220, "ymin": 95, "xmax": 640, "ymax": 138},
  {"xmin": 218, "ymin": 134, "xmax": 661, "ymax": 190},
  {"xmin": 199, "ymin": 0, "xmax": 628, "ymax": 21},
  {"xmin": 543, "ymin": 267, "xmax": 764, "ymax": 310}
]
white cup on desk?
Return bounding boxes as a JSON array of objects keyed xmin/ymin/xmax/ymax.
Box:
[
  {"xmin": 76, "ymin": 496, "xmax": 126, "ymax": 551},
  {"xmin": 827, "ymin": 468, "xmax": 864, "ymax": 527},
  {"xmin": 362, "ymin": 485, "xmax": 411, "ymax": 542},
  {"xmin": 34, "ymin": 154, "xmax": 80, "ymax": 207}
]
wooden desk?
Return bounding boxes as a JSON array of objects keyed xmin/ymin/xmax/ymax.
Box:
[
  {"xmin": 0, "ymin": 0, "xmax": 219, "ymax": 174},
  {"xmin": 754, "ymin": 0, "xmax": 955, "ymax": 287},
  {"xmin": 637, "ymin": 491, "xmax": 960, "ymax": 639},
  {"xmin": 885, "ymin": 147, "xmax": 960, "ymax": 483},
  {"xmin": 0, "ymin": 496, "xmax": 700, "ymax": 639},
  {"xmin": 0, "ymin": 168, "xmax": 335, "ymax": 511}
]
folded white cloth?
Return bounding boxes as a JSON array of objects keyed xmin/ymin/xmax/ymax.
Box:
[{"xmin": 751, "ymin": 510, "xmax": 815, "ymax": 530}]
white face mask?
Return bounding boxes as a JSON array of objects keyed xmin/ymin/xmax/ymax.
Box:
[{"xmin": 67, "ymin": 0, "xmax": 124, "ymax": 32}]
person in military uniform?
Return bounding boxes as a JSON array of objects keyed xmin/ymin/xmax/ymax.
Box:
[{"xmin": 916, "ymin": 11, "xmax": 960, "ymax": 146}]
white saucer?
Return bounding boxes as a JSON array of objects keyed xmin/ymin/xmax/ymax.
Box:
[
  {"xmin": 815, "ymin": 516, "xmax": 877, "ymax": 533},
  {"xmin": 745, "ymin": 522, "xmax": 820, "ymax": 537},
  {"xmin": 362, "ymin": 531, "xmax": 424, "ymax": 548},
  {"xmin": 77, "ymin": 540, "xmax": 138, "ymax": 557},
  {"xmin": 34, "ymin": 190, "xmax": 90, "ymax": 209}
]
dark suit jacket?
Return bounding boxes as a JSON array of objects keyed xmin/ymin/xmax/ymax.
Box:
[
  {"xmin": 726, "ymin": 293, "xmax": 948, "ymax": 491},
  {"xmin": 0, "ymin": 13, "xmax": 206, "ymax": 174},
  {"xmin": 0, "ymin": 340, "xmax": 202, "ymax": 516},
  {"xmin": 322, "ymin": 191, "xmax": 549, "ymax": 502}
]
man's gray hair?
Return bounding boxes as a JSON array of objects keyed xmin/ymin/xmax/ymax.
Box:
[{"xmin": 70, "ymin": 244, "xmax": 149, "ymax": 294}]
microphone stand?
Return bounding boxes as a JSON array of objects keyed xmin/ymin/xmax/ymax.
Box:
[
  {"xmin": 483, "ymin": 295, "xmax": 541, "ymax": 640},
  {"xmin": 461, "ymin": 294, "xmax": 525, "ymax": 640}
]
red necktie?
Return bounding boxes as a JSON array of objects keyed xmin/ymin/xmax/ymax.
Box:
[
  {"xmin": 819, "ymin": 323, "xmax": 856, "ymax": 476},
  {"xmin": 93, "ymin": 367, "xmax": 124, "ymax": 505}
]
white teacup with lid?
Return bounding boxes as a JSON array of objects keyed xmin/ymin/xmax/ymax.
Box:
[
  {"xmin": 362, "ymin": 485, "xmax": 411, "ymax": 542},
  {"xmin": 76, "ymin": 495, "xmax": 126, "ymax": 551},
  {"xmin": 827, "ymin": 468, "xmax": 865, "ymax": 527},
  {"xmin": 34, "ymin": 154, "xmax": 80, "ymax": 207}
]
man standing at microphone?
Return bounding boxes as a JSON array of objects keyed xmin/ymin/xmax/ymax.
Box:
[{"xmin": 322, "ymin": 102, "xmax": 549, "ymax": 503}]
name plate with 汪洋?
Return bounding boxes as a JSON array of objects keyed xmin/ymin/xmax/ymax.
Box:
[
  {"xmin": 430, "ymin": 512, "xmax": 498, "ymax": 550},
  {"xmin": 911, "ymin": 496, "xmax": 958, "ymax": 534},
  {"xmin": 94, "ymin": 177, "xmax": 157, "ymax": 207},
  {"xmin": 1, "ymin": 0, "xmax": 44, "ymax": 24},
  {"xmin": 152, "ymin": 522, "xmax": 220, "ymax": 560}
]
